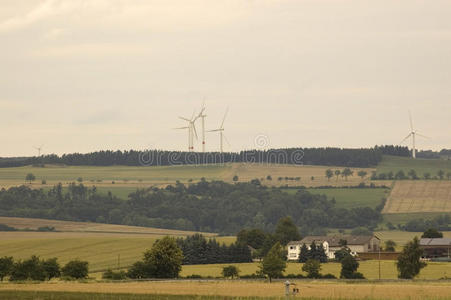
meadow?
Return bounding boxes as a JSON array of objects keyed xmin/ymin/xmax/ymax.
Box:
[
  {"xmin": 376, "ymin": 155, "xmax": 451, "ymax": 175},
  {"xmin": 303, "ymin": 188, "xmax": 389, "ymax": 209},
  {"xmin": 2, "ymin": 281, "xmax": 451, "ymax": 299}
]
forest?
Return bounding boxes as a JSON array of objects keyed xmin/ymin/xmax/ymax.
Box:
[
  {"xmin": 0, "ymin": 146, "xmax": 405, "ymax": 168},
  {"xmin": 0, "ymin": 180, "xmax": 382, "ymax": 234}
]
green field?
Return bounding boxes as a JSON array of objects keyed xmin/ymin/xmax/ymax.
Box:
[
  {"xmin": 304, "ymin": 188, "xmax": 390, "ymax": 209},
  {"xmin": 377, "ymin": 155, "xmax": 451, "ymax": 175}
]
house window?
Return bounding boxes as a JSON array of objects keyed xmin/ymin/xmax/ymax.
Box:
[{"xmin": 290, "ymin": 246, "xmax": 295, "ymax": 250}]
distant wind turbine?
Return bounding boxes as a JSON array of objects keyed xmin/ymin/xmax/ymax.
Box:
[
  {"xmin": 400, "ymin": 111, "xmax": 429, "ymax": 159},
  {"xmin": 176, "ymin": 111, "xmax": 199, "ymax": 151},
  {"xmin": 198, "ymin": 102, "xmax": 207, "ymax": 152},
  {"xmin": 208, "ymin": 108, "xmax": 230, "ymax": 153},
  {"xmin": 33, "ymin": 144, "xmax": 44, "ymax": 157}
]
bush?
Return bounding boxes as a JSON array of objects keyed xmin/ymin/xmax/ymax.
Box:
[
  {"xmin": 0, "ymin": 224, "xmax": 17, "ymax": 232},
  {"xmin": 222, "ymin": 265, "xmax": 240, "ymax": 279},
  {"xmin": 37, "ymin": 226, "xmax": 55, "ymax": 232},
  {"xmin": 102, "ymin": 269, "xmax": 127, "ymax": 280},
  {"xmin": 61, "ymin": 260, "xmax": 89, "ymax": 279}
]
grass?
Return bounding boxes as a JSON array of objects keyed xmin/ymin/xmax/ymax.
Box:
[
  {"xmin": 377, "ymin": 155, "xmax": 451, "ymax": 175},
  {"xmin": 383, "ymin": 213, "xmax": 451, "ymax": 225},
  {"xmin": 303, "ymin": 188, "xmax": 389, "ymax": 209},
  {"xmin": 2, "ymin": 281, "xmax": 451, "ymax": 299}
]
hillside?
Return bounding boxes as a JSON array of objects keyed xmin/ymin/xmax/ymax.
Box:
[{"xmin": 377, "ymin": 155, "xmax": 451, "ymax": 175}]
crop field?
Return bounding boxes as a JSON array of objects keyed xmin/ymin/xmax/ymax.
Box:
[
  {"xmin": 383, "ymin": 181, "xmax": 451, "ymax": 213},
  {"xmin": 377, "ymin": 155, "xmax": 451, "ymax": 175},
  {"xmin": 2, "ymin": 281, "xmax": 451, "ymax": 299},
  {"xmin": 0, "ymin": 163, "xmax": 376, "ymax": 191}
]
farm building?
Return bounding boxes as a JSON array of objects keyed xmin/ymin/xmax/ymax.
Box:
[
  {"xmin": 287, "ymin": 235, "xmax": 380, "ymax": 260},
  {"xmin": 420, "ymin": 238, "xmax": 451, "ymax": 259}
]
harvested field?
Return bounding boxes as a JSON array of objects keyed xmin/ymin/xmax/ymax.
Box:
[
  {"xmin": 383, "ymin": 181, "xmax": 451, "ymax": 213},
  {"xmin": 1, "ymin": 281, "xmax": 451, "ymax": 299}
]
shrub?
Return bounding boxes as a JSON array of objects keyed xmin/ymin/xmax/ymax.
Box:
[
  {"xmin": 61, "ymin": 260, "xmax": 89, "ymax": 279},
  {"xmin": 222, "ymin": 265, "xmax": 240, "ymax": 279}
]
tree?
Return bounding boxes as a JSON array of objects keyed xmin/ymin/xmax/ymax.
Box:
[
  {"xmin": 260, "ymin": 242, "xmax": 286, "ymax": 282},
  {"xmin": 421, "ymin": 228, "xmax": 443, "ymax": 238},
  {"xmin": 266, "ymin": 175, "xmax": 272, "ymax": 181},
  {"xmin": 340, "ymin": 255, "xmax": 364, "ymax": 279},
  {"xmin": 143, "ymin": 236, "xmax": 183, "ymax": 278},
  {"xmin": 77, "ymin": 177, "xmax": 83, "ymax": 183},
  {"xmin": 334, "ymin": 247, "xmax": 351, "ymax": 262},
  {"xmin": 10, "ymin": 256, "xmax": 46, "ymax": 281},
  {"xmin": 397, "ymin": 237, "xmax": 426, "ymax": 279},
  {"xmin": 274, "ymin": 217, "xmax": 301, "ymax": 246},
  {"xmin": 42, "ymin": 258, "xmax": 60, "ymax": 280},
  {"xmin": 302, "ymin": 259, "xmax": 321, "ymax": 278},
  {"xmin": 222, "ymin": 265, "xmax": 240, "ymax": 279},
  {"xmin": 342, "ymin": 168, "xmax": 353, "ymax": 181},
  {"xmin": 395, "ymin": 170, "xmax": 407, "ymax": 180},
  {"xmin": 233, "ymin": 175, "xmax": 239, "ymax": 182},
  {"xmin": 298, "ymin": 244, "xmax": 309, "ymax": 263},
  {"xmin": 384, "ymin": 240, "xmax": 397, "ymax": 252},
  {"xmin": 351, "ymin": 227, "xmax": 372, "ymax": 236},
  {"xmin": 408, "ymin": 169, "xmax": 418, "ymax": 180},
  {"xmin": 334, "ymin": 170, "xmax": 341, "ymax": 181},
  {"xmin": 357, "ymin": 171, "xmax": 367, "ymax": 180},
  {"xmin": 0, "ymin": 257, "xmax": 13, "ymax": 281},
  {"xmin": 62, "ymin": 260, "xmax": 89, "ymax": 279},
  {"xmin": 423, "ymin": 172, "xmax": 431, "ymax": 180},
  {"xmin": 447, "ymin": 172, "xmax": 451, "ymax": 180},
  {"xmin": 25, "ymin": 173, "xmax": 36, "ymax": 184},
  {"xmin": 325, "ymin": 169, "xmax": 333, "ymax": 181},
  {"xmin": 437, "ymin": 170, "xmax": 445, "ymax": 180}
]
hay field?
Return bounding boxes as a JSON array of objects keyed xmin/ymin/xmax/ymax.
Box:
[
  {"xmin": 383, "ymin": 181, "xmax": 451, "ymax": 213},
  {"xmin": 0, "ymin": 163, "xmax": 376, "ymax": 190},
  {"xmin": 2, "ymin": 281, "xmax": 451, "ymax": 299}
]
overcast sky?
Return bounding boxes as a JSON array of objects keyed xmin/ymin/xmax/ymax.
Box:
[{"xmin": 0, "ymin": 0, "xmax": 450, "ymax": 157}]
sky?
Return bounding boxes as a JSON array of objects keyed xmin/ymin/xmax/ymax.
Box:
[{"xmin": 0, "ymin": 0, "xmax": 450, "ymax": 157}]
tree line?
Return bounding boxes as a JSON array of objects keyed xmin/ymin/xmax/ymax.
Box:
[
  {"xmin": 371, "ymin": 169, "xmax": 451, "ymax": 180},
  {"xmin": 0, "ymin": 147, "xmax": 387, "ymax": 168},
  {"xmin": 0, "ymin": 180, "xmax": 382, "ymax": 234}
]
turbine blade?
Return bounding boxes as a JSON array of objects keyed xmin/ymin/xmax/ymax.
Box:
[
  {"xmin": 400, "ymin": 133, "xmax": 412, "ymax": 144},
  {"xmin": 179, "ymin": 116, "xmax": 190, "ymax": 122},
  {"xmin": 220, "ymin": 107, "xmax": 229, "ymax": 129},
  {"xmin": 192, "ymin": 123, "xmax": 198, "ymax": 139},
  {"xmin": 409, "ymin": 110, "xmax": 414, "ymax": 132},
  {"xmin": 208, "ymin": 129, "xmax": 222, "ymax": 132},
  {"xmin": 173, "ymin": 126, "xmax": 189, "ymax": 130}
]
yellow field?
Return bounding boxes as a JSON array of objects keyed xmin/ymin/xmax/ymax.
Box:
[
  {"xmin": 1, "ymin": 281, "xmax": 451, "ymax": 299},
  {"xmin": 383, "ymin": 181, "xmax": 451, "ymax": 213},
  {"xmin": 0, "ymin": 163, "xmax": 377, "ymax": 189}
]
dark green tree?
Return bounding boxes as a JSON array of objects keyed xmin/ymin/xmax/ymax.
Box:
[
  {"xmin": 260, "ymin": 242, "xmax": 286, "ymax": 282},
  {"xmin": 25, "ymin": 173, "xmax": 35, "ymax": 184},
  {"xmin": 325, "ymin": 169, "xmax": 333, "ymax": 181},
  {"xmin": 342, "ymin": 168, "xmax": 353, "ymax": 181},
  {"xmin": 397, "ymin": 237, "xmax": 426, "ymax": 279},
  {"xmin": 42, "ymin": 258, "xmax": 60, "ymax": 280},
  {"xmin": 0, "ymin": 257, "xmax": 13, "ymax": 281},
  {"xmin": 437, "ymin": 170, "xmax": 445, "ymax": 180},
  {"xmin": 233, "ymin": 175, "xmax": 239, "ymax": 182},
  {"xmin": 408, "ymin": 169, "xmax": 418, "ymax": 180},
  {"xmin": 357, "ymin": 170, "xmax": 367, "ymax": 180},
  {"xmin": 384, "ymin": 240, "xmax": 397, "ymax": 252},
  {"xmin": 10, "ymin": 256, "xmax": 46, "ymax": 281},
  {"xmin": 421, "ymin": 228, "xmax": 443, "ymax": 238},
  {"xmin": 302, "ymin": 259, "xmax": 321, "ymax": 278},
  {"xmin": 143, "ymin": 236, "xmax": 183, "ymax": 278},
  {"xmin": 298, "ymin": 244, "xmax": 309, "ymax": 263},
  {"xmin": 423, "ymin": 172, "xmax": 431, "ymax": 180},
  {"xmin": 340, "ymin": 255, "xmax": 364, "ymax": 279},
  {"xmin": 222, "ymin": 265, "xmax": 240, "ymax": 279},
  {"xmin": 274, "ymin": 217, "xmax": 301, "ymax": 246},
  {"xmin": 334, "ymin": 170, "xmax": 341, "ymax": 181},
  {"xmin": 61, "ymin": 260, "xmax": 89, "ymax": 279}
]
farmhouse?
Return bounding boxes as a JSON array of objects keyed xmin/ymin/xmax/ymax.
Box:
[
  {"xmin": 287, "ymin": 235, "xmax": 380, "ymax": 260},
  {"xmin": 420, "ymin": 238, "xmax": 451, "ymax": 259}
]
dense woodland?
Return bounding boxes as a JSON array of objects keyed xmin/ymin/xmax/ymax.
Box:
[
  {"xmin": 0, "ymin": 146, "xmax": 400, "ymax": 168},
  {"xmin": 0, "ymin": 180, "xmax": 382, "ymax": 234}
]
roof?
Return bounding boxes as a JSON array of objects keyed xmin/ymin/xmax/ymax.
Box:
[
  {"xmin": 420, "ymin": 238, "xmax": 451, "ymax": 246},
  {"xmin": 288, "ymin": 235, "xmax": 375, "ymax": 247}
]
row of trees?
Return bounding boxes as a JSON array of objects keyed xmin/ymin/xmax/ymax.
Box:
[
  {"xmin": 371, "ymin": 169, "xmax": 451, "ymax": 180},
  {"xmin": 0, "ymin": 256, "xmax": 88, "ymax": 281},
  {"xmin": 325, "ymin": 168, "xmax": 368, "ymax": 181},
  {"xmin": 0, "ymin": 181, "xmax": 382, "ymax": 234},
  {"xmin": 0, "ymin": 147, "xmax": 385, "ymax": 168}
]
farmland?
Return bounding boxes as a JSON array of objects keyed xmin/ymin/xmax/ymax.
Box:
[
  {"xmin": 303, "ymin": 188, "xmax": 389, "ymax": 209},
  {"xmin": 383, "ymin": 181, "xmax": 451, "ymax": 213},
  {"xmin": 376, "ymin": 155, "xmax": 451, "ymax": 175},
  {"xmin": 2, "ymin": 281, "xmax": 451, "ymax": 299},
  {"xmin": 0, "ymin": 163, "xmax": 376, "ymax": 190}
]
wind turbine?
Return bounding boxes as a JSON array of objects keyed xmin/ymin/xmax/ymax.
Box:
[
  {"xmin": 198, "ymin": 102, "xmax": 207, "ymax": 152},
  {"xmin": 208, "ymin": 108, "xmax": 229, "ymax": 153},
  {"xmin": 33, "ymin": 144, "xmax": 44, "ymax": 157},
  {"xmin": 400, "ymin": 111, "xmax": 428, "ymax": 159},
  {"xmin": 177, "ymin": 112, "xmax": 199, "ymax": 151}
]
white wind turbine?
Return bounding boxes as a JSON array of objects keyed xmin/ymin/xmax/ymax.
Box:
[
  {"xmin": 400, "ymin": 111, "xmax": 428, "ymax": 159},
  {"xmin": 198, "ymin": 102, "xmax": 207, "ymax": 152},
  {"xmin": 176, "ymin": 112, "xmax": 199, "ymax": 151},
  {"xmin": 33, "ymin": 144, "xmax": 44, "ymax": 157},
  {"xmin": 208, "ymin": 108, "xmax": 229, "ymax": 153}
]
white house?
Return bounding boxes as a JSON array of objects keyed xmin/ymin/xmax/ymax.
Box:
[{"xmin": 287, "ymin": 235, "xmax": 380, "ymax": 261}]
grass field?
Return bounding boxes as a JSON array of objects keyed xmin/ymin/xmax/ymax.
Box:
[
  {"xmin": 377, "ymin": 155, "xmax": 451, "ymax": 175},
  {"xmin": 383, "ymin": 212, "xmax": 451, "ymax": 225},
  {"xmin": 0, "ymin": 163, "xmax": 376, "ymax": 191},
  {"xmin": 2, "ymin": 281, "xmax": 451, "ymax": 299},
  {"xmin": 383, "ymin": 181, "xmax": 451, "ymax": 213},
  {"xmin": 302, "ymin": 188, "xmax": 389, "ymax": 209}
]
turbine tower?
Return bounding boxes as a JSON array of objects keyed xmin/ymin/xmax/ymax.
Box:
[
  {"xmin": 208, "ymin": 108, "xmax": 229, "ymax": 153},
  {"xmin": 198, "ymin": 102, "xmax": 207, "ymax": 152},
  {"xmin": 33, "ymin": 145, "xmax": 44, "ymax": 157},
  {"xmin": 176, "ymin": 112, "xmax": 199, "ymax": 151},
  {"xmin": 400, "ymin": 111, "xmax": 428, "ymax": 159}
]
